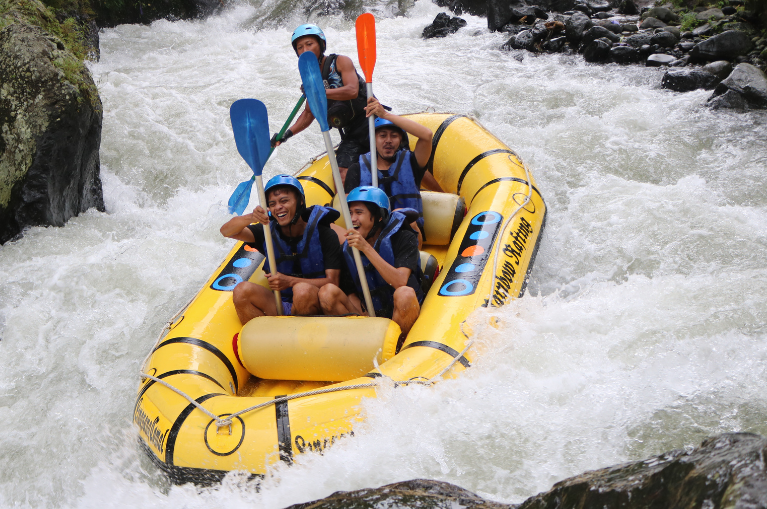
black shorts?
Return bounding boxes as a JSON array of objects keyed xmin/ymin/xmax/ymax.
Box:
[
  {"xmin": 336, "ymin": 138, "xmax": 368, "ymax": 168},
  {"xmin": 336, "ymin": 118, "xmax": 371, "ymax": 168}
]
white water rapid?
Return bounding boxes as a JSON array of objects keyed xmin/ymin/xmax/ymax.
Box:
[{"xmin": 2, "ymin": 1, "xmax": 767, "ymax": 506}]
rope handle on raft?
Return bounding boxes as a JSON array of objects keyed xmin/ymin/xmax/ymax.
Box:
[{"xmin": 139, "ymin": 324, "xmax": 474, "ymax": 433}]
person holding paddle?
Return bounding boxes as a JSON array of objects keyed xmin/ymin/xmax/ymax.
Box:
[
  {"xmin": 318, "ymin": 186, "xmax": 423, "ymax": 344},
  {"xmin": 273, "ymin": 24, "xmax": 372, "ymax": 180},
  {"xmin": 220, "ymin": 175, "xmax": 343, "ymax": 324},
  {"xmin": 343, "ymin": 97, "xmax": 440, "ymax": 248}
]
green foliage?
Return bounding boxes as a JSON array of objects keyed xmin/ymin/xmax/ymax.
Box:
[{"xmin": 680, "ymin": 11, "xmax": 703, "ymax": 30}]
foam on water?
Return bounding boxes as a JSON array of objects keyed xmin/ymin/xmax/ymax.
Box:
[{"xmin": 2, "ymin": 1, "xmax": 767, "ymax": 506}]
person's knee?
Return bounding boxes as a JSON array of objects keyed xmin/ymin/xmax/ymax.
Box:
[
  {"xmin": 293, "ymin": 282, "xmax": 318, "ymax": 302},
  {"xmin": 233, "ymin": 282, "xmax": 253, "ymax": 304},
  {"xmin": 393, "ymin": 286, "xmax": 417, "ymax": 307},
  {"xmin": 318, "ymin": 284, "xmax": 341, "ymax": 309}
]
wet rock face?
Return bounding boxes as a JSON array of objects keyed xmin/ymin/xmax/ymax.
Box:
[
  {"xmin": 0, "ymin": 22, "xmax": 104, "ymax": 244},
  {"xmin": 690, "ymin": 30, "xmax": 754, "ymax": 62},
  {"xmin": 423, "ymin": 12, "xmax": 468, "ymax": 38},
  {"xmin": 518, "ymin": 433, "xmax": 767, "ymax": 509},
  {"xmin": 662, "ymin": 68, "xmax": 720, "ymax": 91},
  {"xmin": 286, "ymin": 434, "xmax": 767, "ymax": 509},
  {"xmin": 708, "ymin": 62, "xmax": 767, "ymax": 109},
  {"xmin": 284, "ymin": 479, "xmax": 511, "ymax": 509}
]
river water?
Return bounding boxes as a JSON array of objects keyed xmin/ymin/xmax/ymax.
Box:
[{"xmin": 2, "ymin": 1, "xmax": 767, "ymax": 506}]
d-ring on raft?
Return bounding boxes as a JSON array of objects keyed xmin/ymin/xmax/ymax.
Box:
[{"xmin": 135, "ymin": 113, "xmax": 547, "ymax": 484}]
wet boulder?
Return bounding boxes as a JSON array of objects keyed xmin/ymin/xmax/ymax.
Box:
[
  {"xmin": 580, "ymin": 25, "xmax": 620, "ymax": 49},
  {"xmin": 707, "ymin": 63, "xmax": 767, "ymax": 109},
  {"xmin": 423, "ymin": 12, "xmax": 468, "ymax": 38},
  {"xmin": 543, "ymin": 35, "xmax": 567, "ymax": 51},
  {"xmin": 646, "ymin": 53, "xmax": 676, "ymax": 66},
  {"xmin": 488, "ymin": 0, "xmax": 545, "ymax": 31},
  {"xmin": 609, "ymin": 44, "xmax": 640, "ymax": 63},
  {"xmin": 535, "ymin": 0, "xmax": 577, "ymax": 13},
  {"xmin": 516, "ymin": 434, "xmax": 767, "ymax": 509},
  {"xmin": 583, "ymin": 38, "xmax": 612, "ymax": 61},
  {"xmin": 566, "ymin": 11, "xmax": 593, "ymax": 43},
  {"xmin": 703, "ymin": 60, "xmax": 734, "ymax": 79},
  {"xmin": 640, "ymin": 17, "xmax": 667, "ymax": 29},
  {"xmin": 617, "ymin": 0, "xmax": 639, "ymax": 14},
  {"xmin": 696, "ymin": 7, "xmax": 725, "ymax": 20},
  {"xmin": 625, "ymin": 32, "xmax": 653, "ymax": 48},
  {"xmin": 650, "ymin": 30, "xmax": 678, "ymax": 47},
  {"xmin": 661, "ymin": 68, "xmax": 719, "ymax": 91},
  {"xmin": 0, "ymin": 21, "xmax": 104, "ymax": 244},
  {"xmin": 690, "ymin": 30, "xmax": 754, "ymax": 62},
  {"xmin": 643, "ymin": 6, "xmax": 680, "ymax": 23}
]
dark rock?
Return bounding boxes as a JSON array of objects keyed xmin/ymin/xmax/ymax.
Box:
[
  {"xmin": 573, "ymin": 1, "xmax": 593, "ymax": 15},
  {"xmin": 609, "ymin": 44, "xmax": 641, "ymax": 62},
  {"xmin": 618, "ymin": 0, "xmax": 639, "ymax": 14},
  {"xmin": 647, "ymin": 53, "xmax": 676, "ymax": 65},
  {"xmin": 535, "ymin": 0, "xmax": 577, "ymax": 14},
  {"xmin": 566, "ymin": 11, "xmax": 593, "ymax": 42},
  {"xmin": 516, "ymin": 434, "xmax": 767, "ymax": 509},
  {"xmin": 703, "ymin": 59, "xmax": 734, "ymax": 78},
  {"xmin": 286, "ymin": 479, "xmax": 512, "ymax": 509},
  {"xmin": 587, "ymin": 0, "xmax": 611, "ymax": 11},
  {"xmin": 290, "ymin": 434, "xmax": 767, "ymax": 509},
  {"xmin": 621, "ymin": 23, "xmax": 639, "ymax": 31},
  {"xmin": 640, "ymin": 16, "xmax": 667, "ymax": 29},
  {"xmin": 661, "ymin": 26, "xmax": 681, "ymax": 38},
  {"xmin": 543, "ymin": 35, "xmax": 567, "ymax": 51},
  {"xmin": 593, "ymin": 19, "xmax": 624, "ymax": 33},
  {"xmin": 708, "ymin": 88, "xmax": 750, "ymax": 108},
  {"xmin": 625, "ymin": 32, "xmax": 652, "ymax": 47},
  {"xmin": 0, "ymin": 21, "xmax": 104, "ymax": 244},
  {"xmin": 434, "ymin": 0, "xmax": 487, "ymax": 16},
  {"xmin": 651, "ymin": 31, "xmax": 677, "ymax": 47},
  {"xmin": 643, "ymin": 6, "xmax": 680, "ymax": 22},
  {"xmin": 662, "ymin": 68, "xmax": 719, "ymax": 91},
  {"xmin": 423, "ymin": 12, "xmax": 468, "ymax": 38},
  {"xmin": 696, "ymin": 7, "xmax": 725, "ymax": 20},
  {"xmin": 693, "ymin": 23, "xmax": 713, "ymax": 36},
  {"xmin": 507, "ymin": 29, "xmax": 536, "ymax": 49},
  {"xmin": 679, "ymin": 41, "xmax": 695, "ymax": 51},
  {"xmin": 669, "ymin": 56, "xmax": 689, "ymax": 66},
  {"xmin": 722, "ymin": 5, "xmax": 737, "ymax": 14},
  {"xmin": 595, "ymin": 11, "xmax": 613, "ymax": 18},
  {"xmin": 581, "ymin": 25, "xmax": 620, "ymax": 48},
  {"xmin": 707, "ymin": 62, "xmax": 767, "ymax": 108},
  {"xmin": 583, "ymin": 38, "xmax": 612, "ymax": 61},
  {"xmin": 690, "ymin": 30, "xmax": 754, "ymax": 62}
]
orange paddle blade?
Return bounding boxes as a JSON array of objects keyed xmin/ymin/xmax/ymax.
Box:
[{"xmin": 355, "ymin": 13, "xmax": 376, "ymax": 83}]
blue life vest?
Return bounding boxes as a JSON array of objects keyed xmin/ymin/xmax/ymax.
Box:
[
  {"xmin": 358, "ymin": 150, "xmax": 425, "ymax": 241},
  {"xmin": 343, "ymin": 211, "xmax": 424, "ymax": 317},
  {"xmin": 264, "ymin": 205, "xmax": 333, "ymax": 303}
]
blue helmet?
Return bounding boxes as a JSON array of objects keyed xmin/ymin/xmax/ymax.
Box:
[
  {"xmin": 265, "ymin": 174, "xmax": 304, "ymax": 198},
  {"xmin": 265, "ymin": 174, "xmax": 305, "ymax": 224},
  {"xmin": 374, "ymin": 117, "xmax": 408, "ymax": 150},
  {"xmin": 291, "ymin": 24, "xmax": 327, "ymax": 56},
  {"xmin": 348, "ymin": 186, "xmax": 390, "ymax": 223}
]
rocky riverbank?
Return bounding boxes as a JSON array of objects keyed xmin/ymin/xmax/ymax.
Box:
[
  {"xmin": 287, "ymin": 433, "xmax": 767, "ymax": 509},
  {"xmin": 424, "ymin": 0, "xmax": 767, "ymax": 109}
]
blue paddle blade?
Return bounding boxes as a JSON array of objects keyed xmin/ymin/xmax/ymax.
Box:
[
  {"xmin": 298, "ymin": 52, "xmax": 330, "ymax": 133},
  {"xmin": 230, "ymin": 99, "xmax": 270, "ymax": 176},
  {"xmin": 228, "ymin": 177, "xmax": 254, "ymax": 215}
]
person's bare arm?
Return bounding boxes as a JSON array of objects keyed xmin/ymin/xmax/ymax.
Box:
[
  {"xmin": 420, "ymin": 171, "xmax": 443, "ymax": 192},
  {"xmin": 220, "ymin": 207, "xmax": 266, "ymax": 242},
  {"xmin": 265, "ymin": 269, "xmax": 340, "ymax": 291},
  {"xmin": 326, "ymin": 55, "xmax": 360, "ymax": 101}
]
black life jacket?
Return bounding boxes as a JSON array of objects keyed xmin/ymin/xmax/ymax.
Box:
[{"xmin": 321, "ymin": 54, "xmax": 368, "ymax": 131}]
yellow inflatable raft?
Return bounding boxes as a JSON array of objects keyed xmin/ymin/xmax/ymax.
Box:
[{"xmin": 135, "ymin": 113, "xmax": 547, "ymax": 484}]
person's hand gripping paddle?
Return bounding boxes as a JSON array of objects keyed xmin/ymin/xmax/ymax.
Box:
[
  {"xmin": 229, "ymin": 99, "xmax": 283, "ymax": 315},
  {"xmin": 356, "ymin": 13, "xmax": 378, "ymax": 188},
  {"xmin": 228, "ymin": 96, "xmax": 305, "ymax": 215},
  {"xmin": 298, "ymin": 51, "xmax": 376, "ymax": 318}
]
